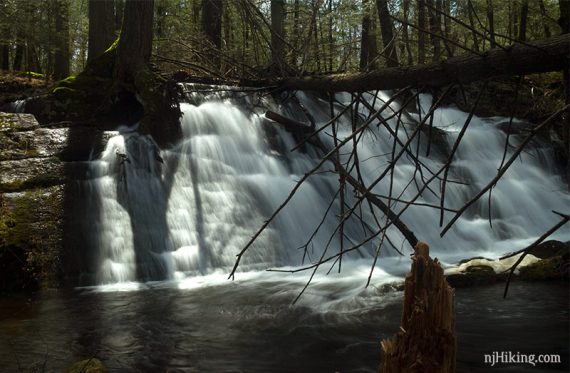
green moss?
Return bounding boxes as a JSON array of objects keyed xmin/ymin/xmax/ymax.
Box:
[
  {"xmin": 16, "ymin": 71, "xmax": 44, "ymax": 79},
  {"xmin": 519, "ymin": 257, "xmax": 568, "ymax": 281},
  {"xmin": 66, "ymin": 358, "xmax": 108, "ymax": 373},
  {"xmin": 0, "ymin": 187, "xmax": 63, "ymax": 289}
]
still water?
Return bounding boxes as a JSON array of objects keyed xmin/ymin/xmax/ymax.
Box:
[{"xmin": 1, "ymin": 280, "xmax": 567, "ymax": 372}]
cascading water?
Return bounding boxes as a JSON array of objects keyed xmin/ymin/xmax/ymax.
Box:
[
  {"xmin": 3, "ymin": 88, "xmax": 568, "ymax": 372},
  {"xmin": 83, "ymin": 87, "xmax": 569, "ymax": 288}
]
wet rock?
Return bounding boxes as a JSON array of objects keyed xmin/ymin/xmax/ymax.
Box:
[
  {"xmin": 527, "ymin": 240, "xmax": 570, "ymax": 259},
  {"xmin": 66, "ymin": 358, "xmax": 108, "ymax": 373},
  {"xmin": 0, "ymin": 112, "xmax": 39, "ymax": 132},
  {"xmin": 445, "ymin": 254, "xmax": 540, "ymax": 288},
  {"xmin": 446, "ymin": 265, "xmax": 507, "ymax": 288},
  {"xmin": 519, "ymin": 255, "xmax": 569, "ymax": 281},
  {"xmin": 0, "ymin": 186, "xmax": 64, "ymax": 290}
]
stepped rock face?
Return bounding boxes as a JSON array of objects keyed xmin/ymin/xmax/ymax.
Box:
[{"xmin": 0, "ymin": 112, "xmax": 107, "ymax": 291}]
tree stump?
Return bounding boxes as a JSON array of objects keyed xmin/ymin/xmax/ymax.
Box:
[{"xmin": 379, "ymin": 241, "xmax": 456, "ymax": 373}]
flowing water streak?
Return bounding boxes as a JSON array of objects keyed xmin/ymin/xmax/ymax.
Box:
[{"xmin": 85, "ymin": 89, "xmax": 569, "ymax": 287}]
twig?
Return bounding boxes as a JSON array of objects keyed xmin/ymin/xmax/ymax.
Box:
[
  {"xmin": 440, "ymin": 104, "xmax": 570, "ymax": 237},
  {"xmin": 502, "ymin": 211, "xmax": 570, "ymax": 298}
]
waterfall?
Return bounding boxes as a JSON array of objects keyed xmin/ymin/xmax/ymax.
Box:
[{"xmin": 83, "ymin": 88, "xmax": 569, "ymax": 285}]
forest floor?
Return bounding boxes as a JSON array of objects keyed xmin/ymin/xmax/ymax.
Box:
[{"xmin": 0, "ymin": 72, "xmax": 50, "ymax": 108}]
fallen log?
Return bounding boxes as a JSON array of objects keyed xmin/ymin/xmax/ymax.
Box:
[
  {"xmin": 279, "ymin": 34, "xmax": 570, "ymax": 92},
  {"xmin": 379, "ymin": 242, "xmax": 456, "ymax": 373}
]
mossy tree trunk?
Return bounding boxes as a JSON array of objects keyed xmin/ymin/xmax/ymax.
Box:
[{"xmin": 112, "ymin": 0, "xmax": 180, "ymax": 145}]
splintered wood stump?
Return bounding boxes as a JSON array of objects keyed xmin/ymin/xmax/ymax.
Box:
[{"xmin": 379, "ymin": 242, "xmax": 456, "ymax": 373}]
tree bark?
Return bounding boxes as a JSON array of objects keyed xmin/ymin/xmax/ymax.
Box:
[
  {"xmin": 114, "ymin": 0, "xmax": 124, "ymax": 32},
  {"xmin": 376, "ymin": 0, "xmax": 399, "ymax": 67},
  {"xmin": 466, "ymin": 1, "xmax": 480, "ymax": 52},
  {"xmin": 202, "ymin": 0, "xmax": 223, "ymax": 68},
  {"xmin": 88, "ymin": 0, "xmax": 116, "ymax": 62},
  {"xmin": 486, "ymin": 0, "xmax": 496, "ymax": 48},
  {"xmin": 278, "ymin": 34, "xmax": 570, "ymax": 92},
  {"xmin": 116, "ymin": 0, "xmax": 154, "ymax": 83},
  {"xmin": 13, "ymin": 42, "xmax": 23, "ymax": 71},
  {"xmin": 426, "ymin": 0, "xmax": 441, "ymax": 61},
  {"xmin": 379, "ymin": 243, "xmax": 455, "ymax": 373},
  {"xmin": 417, "ymin": 0, "xmax": 426, "ymax": 64},
  {"xmin": 402, "ymin": 0, "xmax": 414, "ymax": 65},
  {"xmin": 270, "ymin": 0, "xmax": 286, "ymax": 68},
  {"xmin": 538, "ymin": 0, "xmax": 551, "ymax": 38},
  {"xmin": 519, "ymin": 0, "xmax": 529, "ymax": 42},
  {"xmin": 360, "ymin": 0, "xmax": 378, "ymax": 70},
  {"xmin": 54, "ymin": 0, "xmax": 70, "ymax": 79}
]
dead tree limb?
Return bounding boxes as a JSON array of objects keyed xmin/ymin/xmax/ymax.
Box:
[
  {"xmin": 278, "ymin": 34, "xmax": 569, "ymax": 92},
  {"xmin": 440, "ymin": 104, "xmax": 570, "ymax": 237},
  {"xmin": 265, "ymin": 110, "xmax": 419, "ymax": 248},
  {"xmin": 500, "ymin": 211, "xmax": 570, "ymax": 298}
]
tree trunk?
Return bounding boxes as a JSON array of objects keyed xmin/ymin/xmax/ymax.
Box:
[
  {"xmin": 486, "ymin": 0, "xmax": 496, "ymax": 48},
  {"xmin": 538, "ymin": 0, "xmax": 551, "ymax": 38},
  {"xmin": 466, "ymin": 0, "xmax": 479, "ymax": 52},
  {"xmin": 402, "ymin": 0, "xmax": 414, "ymax": 65},
  {"xmin": 279, "ymin": 34, "xmax": 570, "ymax": 92},
  {"xmin": 0, "ymin": 44, "xmax": 8, "ymax": 70},
  {"xmin": 88, "ymin": 0, "xmax": 116, "ymax": 62},
  {"xmin": 426, "ymin": 0, "xmax": 441, "ymax": 61},
  {"xmin": 417, "ymin": 0, "xmax": 426, "ymax": 64},
  {"xmin": 376, "ymin": 0, "xmax": 399, "ymax": 67},
  {"xmin": 379, "ymin": 243, "xmax": 456, "ymax": 373},
  {"xmin": 13, "ymin": 42, "xmax": 23, "ymax": 71},
  {"xmin": 0, "ymin": 0, "xmax": 8, "ymax": 71},
  {"xmin": 560, "ymin": 0, "xmax": 570, "ymax": 34},
  {"xmin": 441, "ymin": 0, "xmax": 453, "ymax": 57},
  {"xmin": 290, "ymin": 0, "xmax": 300, "ymax": 67},
  {"xmin": 360, "ymin": 0, "xmax": 378, "ymax": 70},
  {"xmin": 115, "ymin": 0, "xmax": 124, "ymax": 32},
  {"xmin": 270, "ymin": 0, "xmax": 286, "ymax": 68},
  {"xmin": 202, "ymin": 0, "xmax": 223, "ymax": 68},
  {"xmin": 519, "ymin": 0, "xmax": 529, "ymax": 42},
  {"xmin": 54, "ymin": 0, "xmax": 70, "ymax": 79},
  {"xmin": 116, "ymin": 0, "xmax": 154, "ymax": 83}
]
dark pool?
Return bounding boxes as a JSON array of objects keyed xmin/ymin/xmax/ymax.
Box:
[{"xmin": 0, "ymin": 280, "xmax": 568, "ymax": 372}]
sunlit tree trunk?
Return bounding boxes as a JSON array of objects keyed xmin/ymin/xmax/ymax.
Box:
[{"xmin": 88, "ymin": 0, "xmax": 115, "ymax": 62}]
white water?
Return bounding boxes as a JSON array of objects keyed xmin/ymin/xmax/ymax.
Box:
[{"xmin": 84, "ymin": 89, "xmax": 569, "ymax": 292}]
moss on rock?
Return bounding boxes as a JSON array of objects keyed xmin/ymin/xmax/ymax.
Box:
[
  {"xmin": 519, "ymin": 256, "xmax": 569, "ymax": 281},
  {"xmin": 66, "ymin": 358, "xmax": 108, "ymax": 373},
  {"xmin": 0, "ymin": 186, "xmax": 64, "ymax": 290}
]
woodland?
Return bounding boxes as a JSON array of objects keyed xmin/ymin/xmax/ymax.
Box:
[{"xmin": 0, "ymin": 0, "xmax": 569, "ymax": 372}]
